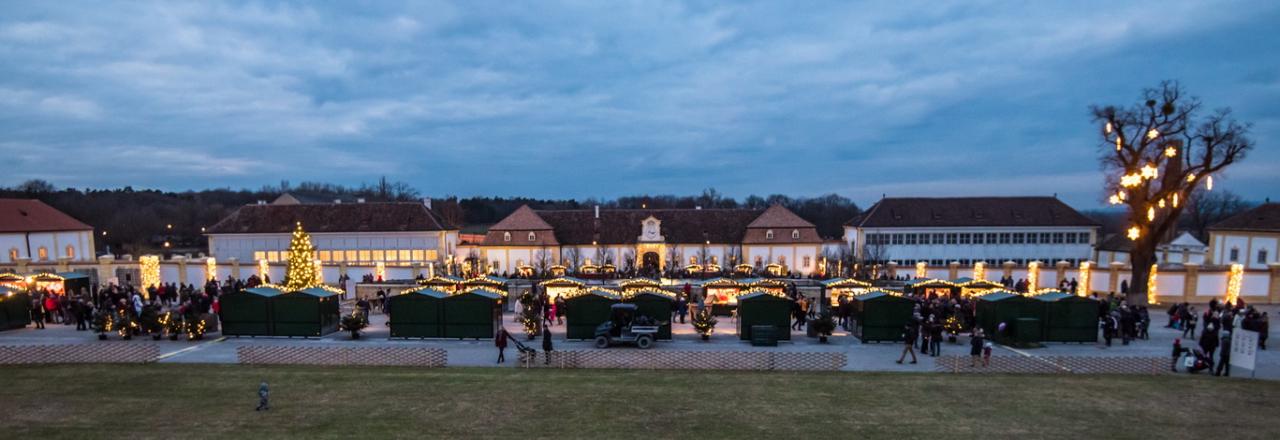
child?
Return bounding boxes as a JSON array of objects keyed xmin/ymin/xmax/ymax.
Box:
[
  {"xmin": 256, "ymin": 381, "xmax": 270, "ymax": 411},
  {"xmin": 1170, "ymin": 338, "xmax": 1184, "ymax": 372},
  {"xmin": 982, "ymin": 340, "xmax": 993, "ymax": 367},
  {"xmin": 970, "ymin": 328, "xmax": 985, "ymax": 367}
]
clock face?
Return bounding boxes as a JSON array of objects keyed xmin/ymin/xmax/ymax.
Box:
[{"xmin": 643, "ymin": 220, "xmax": 658, "ymax": 239}]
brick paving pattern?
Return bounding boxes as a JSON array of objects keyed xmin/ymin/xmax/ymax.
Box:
[
  {"xmin": 935, "ymin": 355, "xmax": 1170, "ymax": 375},
  {"xmin": 238, "ymin": 346, "xmax": 447, "ymax": 367},
  {"xmin": 0, "ymin": 343, "xmax": 159, "ymax": 364},
  {"xmin": 516, "ymin": 350, "xmax": 847, "ymax": 371}
]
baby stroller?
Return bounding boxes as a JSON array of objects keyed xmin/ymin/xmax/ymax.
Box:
[
  {"xmin": 512, "ymin": 338, "xmax": 539, "ymax": 367},
  {"xmin": 1183, "ymin": 348, "xmax": 1212, "ymax": 374}
]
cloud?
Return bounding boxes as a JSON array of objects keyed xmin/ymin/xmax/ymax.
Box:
[{"xmin": 0, "ymin": 0, "xmax": 1275, "ymax": 206}]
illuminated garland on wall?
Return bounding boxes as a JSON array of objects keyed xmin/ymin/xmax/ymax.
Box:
[
  {"xmin": 1027, "ymin": 261, "xmax": 1040, "ymax": 292},
  {"xmin": 258, "ymin": 259, "xmax": 269, "ymax": 280},
  {"xmin": 973, "ymin": 262, "xmax": 985, "ymax": 281},
  {"xmin": 1226, "ymin": 263, "xmax": 1243, "ymax": 305},
  {"xmin": 139, "ymin": 255, "xmax": 160, "ymax": 291},
  {"xmin": 1077, "ymin": 261, "xmax": 1091, "ymax": 297},
  {"xmin": 374, "ymin": 261, "xmax": 386, "ymax": 281},
  {"xmin": 206, "ymin": 258, "xmax": 217, "ymax": 281},
  {"xmin": 915, "ymin": 261, "xmax": 927, "ymax": 278},
  {"xmin": 313, "ymin": 259, "xmax": 324, "ymax": 284},
  {"xmin": 1147, "ymin": 263, "xmax": 1158, "ymax": 305}
]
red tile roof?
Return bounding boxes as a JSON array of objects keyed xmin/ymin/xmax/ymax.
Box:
[
  {"xmin": 483, "ymin": 205, "xmax": 821, "ymax": 246},
  {"xmin": 849, "ymin": 197, "xmax": 1097, "ymax": 228},
  {"xmin": 206, "ymin": 202, "xmax": 452, "ymax": 234},
  {"xmin": 0, "ymin": 199, "xmax": 93, "ymax": 233},
  {"xmin": 1209, "ymin": 203, "xmax": 1280, "ymax": 232}
]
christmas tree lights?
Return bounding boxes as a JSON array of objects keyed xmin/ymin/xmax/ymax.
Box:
[{"xmin": 283, "ymin": 222, "xmax": 319, "ymax": 291}]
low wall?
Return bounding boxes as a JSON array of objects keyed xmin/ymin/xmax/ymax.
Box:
[
  {"xmin": 237, "ymin": 346, "xmax": 448, "ymax": 367},
  {"xmin": 517, "ymin": 350, "xmax": 846, "ymax": 371}
]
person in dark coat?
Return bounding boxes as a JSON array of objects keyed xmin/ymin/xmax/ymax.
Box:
[
  {"xmin": 31, "ymin": 296, "xmax": 45, "ymax": 329},
  {"xmin": 541, "ymin": 326, "xmax": 554, "ymax": 365},
  {"xmin": 495, "ymin": 328, "xmax": 509, "ymax": 364},
  {"xmin": 970, "ymin": 328, "xmax": 986, "ymax": 367},
  {"xmin": 897, "ymin": 322, "xmax": 919, "ymax": 364},
  {"xmin": 1214, "ymin": 331, "xmax": 1232, "ymax": 377},
  {"xmin": 1199, "ymin": 323, "xmax": 1219, "ymax": 366}
]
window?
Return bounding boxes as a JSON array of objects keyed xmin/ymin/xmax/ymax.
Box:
[
  {"xmin": 384, "ymin": 250, "xmax": 397, "ymax": 262},
  {"xmin": 1012, "ymin": 233, "xmax": 1024, "ymax": 244},
  {"xmin": 1052, "ymin": 233, "xmax": 1064, "ymax": 244},
  {"xmin": 254, "ymin": 251, "xmax": 266, "ymax": 262},
  {"xmin": 932, "ymin": 233, "xmax": 944, "ymax": 244},
  {"xmin": 972, "ymin": 234, "xmax": 984, "ymax": 244},
  {"xmin": 425, "ymin": 250, "xmax": 439, "ymax": 261},
  {"xmin": 399, "ymin": 250, "xmax": 411, "ymax": 261},
  {"xmin": 333, "ymin": 251, "xmax": 345, "ymax": 263},
  {"xmin": 8, "ymin": 248, "xmax": 18, "ymax": 260},
  {"xmin": 791, "ymin": 229, "xmax": 800, "ymax": 239},
  {"xmin": 1026, "ymin": 233, "xmax": 1038, "ymax": 244},
  {"xmin": 267, "ymin": 251, "xmax": 280, "ymax": 262},
  {"xmin": 905, "ymin": 234, "xmax": 917, "ymax": 245},
  {"xmin": 346, "ymin": 250, "xmax": 358, "ymax": 262},
  {"xmin": 492, "ymin": 260, "xmax": 501, "ymax": 271},
  {"xmin": 959, "ymin": 233, "xmax": 971, "ymax": 244},
  {"xmin": 891, "ymin": 234, "xmax": 903, "ymax": 245},
  {"xmin": 1229, "ymin": 248, "xmax": 1239, "ymax": 262},
  {"xmin": 803, "ymin": 256, "xmax": 811, "ymax": 268},
  {"xmin": 946, "ymin": 233, "xmax": 958, "ymax": 244},
  {"xmin": 503, "ymin": 232, "xmax": 511, "ymax": 242},
  {"xmin": 37, "ymin": 246, "xmax": 48, "ymax": 261},
  {"xmin": 65, "ymin": 245, "xmax": 75, "ymax": 259},
  {"xmin": 1065, "ymin": 233, "xmax": 1077, "ymax": 244},
  {"xmin": 318, "ymin": 250, "xmax": 332, "ymax": 261},
  {"xmin": 766, "ymin": 230, "xmax": 775, "ymax": 240},
  {"xmin": 527, "ymin": 232, "xmax": 536, "ymax": 242},
  {"xmin": 999, "ymin": 233, "xmax": 1011, "ymax": 244},
  {"xmin": 412, "ymin": 250, "xmax": 425, "ymax": 261},
  {"xmin": 1079, "ymin": 232, "xmax": 1091, "ymax": 244},
  {"xmin": 1259, "ymin": 249, "xmax": 1269, "ymax": 265},
  {"xmin": 1040, "ymin": 233, "xmax": 1052, "ymax": 243},
  {"xmin": 358, "ymin": 250, "xmax": 371, "ymax": 262},
  {"xmin": 986, "ymin": 233, "xmax": 998, "ymax": 244},
  {"xmin": 372, "ymin": 250, "xmax": 385, "ymax": 261}
]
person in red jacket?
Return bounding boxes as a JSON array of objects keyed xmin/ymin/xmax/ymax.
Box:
[{"xmin": 43, "ymin": 293, "xmax": 58, "ymax": 324}]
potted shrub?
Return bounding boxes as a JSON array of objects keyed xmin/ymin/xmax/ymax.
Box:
[
  {"xmin": 810, "ymin": 311, "xmax": 836, "ymax": 343},
  {"xmin": 140, "ymin": 305, "xmax": 162, "ymax": 340},
  {"xmin": 691, "ymin": 310, "xmax": 717, "ymax": 341},
  {"xmin": 340, "ymin": 311, "xmax": 368, "ymax": 340},
  {"xmin": 92, "ymin": 309, "xmax": 113, "ymax": 341},
  {"xmin": 943, "ymin": 316, "xmax": 963, "ymax": 343},
  {"xmin": 520, "ymin": 307, "xmax": 541, "ymax": 340},
  {"xmin": 163, "ymin": 312, "xmax": 183, "ymax": 341}
]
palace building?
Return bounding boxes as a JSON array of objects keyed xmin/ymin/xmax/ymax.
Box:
[
  {"xmin": 205, "ymin": 200, "xmax": 459, "ymax": 266},
  {"xmin": 843, "ymin": 197, "xmax": 1099, "ymax": 267},
  {"xmin": 1207, "ymin": 202, "xmax": 1279, "ymax": 269},
  {"xmin": 0, "ymin": 199, "xmax": 96, "ymax": 264},
  {"xmin": 475, "ymin": 204, "xmax": 823, "ymax": 276}
]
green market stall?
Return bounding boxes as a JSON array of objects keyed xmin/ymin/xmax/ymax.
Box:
[
  {"xmin": 443, "ymin": 287, "xmax": 503, "ymax": 339},
  {"xmin": 461, "ymin": 275, "xmax": 509, "ymax": 292},
  {"xmin": 541, "ymin": 277, "xmax": 587, "ymax": 300},
  {"xmin": 976, "ymin": 290, "xmax": 1044, "ymax": 344},
  {"xmin": 954, "ymin": 278, "xmax": 1004, "ymax": 297},
  {"xmin": 822, "ymin": 278, "xmax": 873, "ymax": 308},
  {"xmin": 563, "ymin": 288, "xmax": 620, "ymax": 340},
  {"xmin": 1035, "ymin": 291, "xmax": 1099, "ymax": 343},
  {"xmin": 904, "ymin": 278, "xmax": 960, "ymax": 299},
  {"xmin": 618, "ymin": 278, "xmax": 662, "ymax": 294},
  {"xmin": 623, "ymin": 288, "xmax": 674, "ymax": 340},
  {"xmin": 736, "ymin": 290, "xmax": 791, "ymax": 341},
  {"xmin": 417, "ymin": 275, "xmax": 464, "ymax": 293},
  {"xmin": 851, "ymin": 290, "xmax": 914, "ymax": 343},
  {"xmin": 220, "ymin": 286, "xmax": 282, "ymax": 337},
  {"xmin": 0, "ymin": 287, "xmax": 32, "ymax": 330},
  {"xmin": 388, "ymin": 288, "xmax": 447, "ymax": 338},
  {"xmin": 270, "ymin": 286, "xmax": 341, "ymax": 337}
]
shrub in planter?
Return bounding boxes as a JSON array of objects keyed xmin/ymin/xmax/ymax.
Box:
[
  {"xmin": 691, "ymin": 310, "xmax": 717, "ymax": 341},
  {"xmin": 92, "ymin": 309, "xmax": 114, "ymax": 340},
  {"xmin": 520, "ymin": 307, "xmax": 541, "ymax": 340},
  {"xmin": 340, "ymin": 311, "xmax": 368, "ymax": 340},
  {"xmin": 810, "ymin": 311, "xmax": 836, "ymax": 343}
]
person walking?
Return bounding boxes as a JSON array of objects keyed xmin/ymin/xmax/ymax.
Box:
[
  {"xmin": 31, "ymin": 296, "xmax": 45, "ymax": 329},
  {"xmin": 1214, "ymin": 331, "xmax": 1232, "ymax": 377},
  {"xmin": 675, "ymin": 294, "xmax": 687, "ymax": 324},
  {"xmin": 256, "ymin": 381, "xmax": 270, "ymax": 411},
  {"xmin": 929, "ymin": 317, "xmax": 943, "ymax": 356},
  {"xmin": 495, "ymin": 328, "xmax": 509, "ymax": 364},
  {"xmin": 541, "ymin": 326, "xmax": 554, "ymax": 365},
  {"xmin": 970, "ymin": 328, "xmax": 985, "ymax": 367},
  {"xmin": 896, "ymin": 322, "xmax": 919, "ymax": 364}
]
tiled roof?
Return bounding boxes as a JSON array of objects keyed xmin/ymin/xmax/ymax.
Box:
[
  {"xmin": 0, "ymin": 199, "xmax": 93, "ymax": 233},
  {"xmin": 747, "ymin": 204, "xmax": 816, "ymax": 228},
  {"xmin": 1209, "ymin": 203, "xmax": 1280, "ymax": 232},
  {"xmin": 849, "ymin": 197, "xmax": 1097, "ymax": 228},
  {"xmin": 206, "ymin": 202, "xmax": 451, "ymax": 234}
]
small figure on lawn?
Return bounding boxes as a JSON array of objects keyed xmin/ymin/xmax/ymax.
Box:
[{"xmin": 256, "ymin": 381, "xmax": 270, "ymax": 411}]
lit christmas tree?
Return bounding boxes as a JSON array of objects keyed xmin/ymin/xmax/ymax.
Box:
[{"xmin": 284, "ymin": 222, "xmax": 319, "ymax": 290}]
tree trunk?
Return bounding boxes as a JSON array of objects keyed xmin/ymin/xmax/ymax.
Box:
[{"xmin": 1128, "ymin": 245, "xmax": 1156, "ymax": 307}]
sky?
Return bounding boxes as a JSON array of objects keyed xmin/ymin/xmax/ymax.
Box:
[{"xmin": 0, "ymin": 1, "xmax": 1277, "ymax": 209}]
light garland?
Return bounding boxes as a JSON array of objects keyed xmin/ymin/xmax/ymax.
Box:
[
  {"xmin": 973, "ymin": 261, "xmax": 985, "ymax": 281},
  {"xmin": 1127, "ymin": 226, "xmax": 1141, "ymax": 241},
  {"xmin": 205, "ymin": 258, "xmax": 217, "ymax": 281},
  {"xmin": 374, "ymin": 261, "xmax": 386, "ymax": 281},
  {"xmin": 1077, "ymin": 261, "xmax": 1091, "ymax": 297},
  {"xmin": 258, "ymin": 259, "xmax": 269, "ymax": 279},
  {"xmin": 1147, "ymin": 263, "xmax": 1158, "ymax": 305},
  {"xmin": 314, "ymin": 259, "xmax": 324, "ymax": 284},
  {"xmin": 622, "ymin": 287, "xmax": 676, "ymax": 300},
  {"xmin": 139, "ymin": 255, "xmax": 160, "ymax": 291},
  {"xmin": 283, "ymin": 223, "xmax": 319, "ymax": 291},
  {"xmin": 1225, "ymin": 263, "xmax": 1243, "ymax": 305},
  {"xmin": 915, "ymin": 261, "xmax": 927, "ymax": 278},
  {"xmin": 1027, "ymin": 261, "xmax": 1040, "ymax": 292}
]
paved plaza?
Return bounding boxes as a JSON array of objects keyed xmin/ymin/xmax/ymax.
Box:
[{"xmin": 2, "ymin": 304, "xmax": 1275, "ymax": 380}]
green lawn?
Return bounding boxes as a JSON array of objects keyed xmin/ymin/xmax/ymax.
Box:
[{"xmin": 1, "ymin": 365, "xmax": 1276, "ymax": 439}]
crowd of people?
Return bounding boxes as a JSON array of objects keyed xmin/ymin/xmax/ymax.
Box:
[{"xmin": 1167, "ymin": 299, "xmax": 1270, "ymax": 376}]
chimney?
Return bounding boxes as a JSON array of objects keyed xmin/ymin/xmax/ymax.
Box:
[
  {"xmin": 594, "ymin": 205, "xmax": 600, "ymax": 219},
  {"xmin": 334, "ymin": 199, "xmax": 342, "ymax": 204},
  {"xmin": 424, "ymin": 198, "xmax": 433, "ymax": 209},
  {"xmin": 357, "ymin": 198, "xmax": 366, "ymax": 203},
  {"xmin": 695, "ymin": 206, "xmax": 702, "ymax": 210},
  {"xmin": 256, "ymin": 200, "xmax": 266, "ymax": 205}
]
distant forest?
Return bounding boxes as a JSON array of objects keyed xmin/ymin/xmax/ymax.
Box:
[{"xmin": 2, "ymin": 179, "xmax": 862, "ymax": 256}]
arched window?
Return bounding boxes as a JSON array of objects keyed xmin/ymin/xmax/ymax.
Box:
[
  {"xmin": 37, "ymin": 247, "xmax": 48, "ymax": 261},
  {"xmin": 791, "ymin": 229, "xmax": 800, "ymax": 239},
  {"xmin": 803, "ymin": 256, "xmax": 811, "ymax": 268},
  {"xmin": 7, "ymin": 248, "xmax": 18, "ymax": 261},
  {"xmin": 65, "ymin": 245, "xmax": 75, "ymax": 259},
  {"xmin": 527, "ymin": 232, "xmax": 536, "ymax": 242},
  {"xmin": 503, "ymin": 232, "xmax": 511, "ymax": 242},
  {"xmin": 765, "ymin": 230, "xmax": 774, "ymax": 240}
]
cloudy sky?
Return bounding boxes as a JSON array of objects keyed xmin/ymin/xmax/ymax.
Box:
[{"xmin": 1, "ymin": 1, "xmax": 1276, "ymax": 208}]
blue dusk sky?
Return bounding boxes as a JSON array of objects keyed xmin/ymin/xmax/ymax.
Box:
[{"xmin": 0, "ymin": 1, "xmax": 1276, "ymax": 208}]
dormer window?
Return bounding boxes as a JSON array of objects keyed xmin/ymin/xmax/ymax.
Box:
[
  {"xmin": 766, "ymin": 230, "xmax": 774, "ymax": 240},
  {"xmin": 527, "ymin": 232, "xmax": 537, "ymax": 242},
  {"xmin": 791, "ymin": 229, "xmax": 800, "ymax": 239},
  {"xmin": 503, "ymin": 232, "xmax": 512, "ymax": 242}
]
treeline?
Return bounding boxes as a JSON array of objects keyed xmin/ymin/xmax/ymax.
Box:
[{"xmin": 3, "ymin": 181, "xmax": 862, "ymax": 256}]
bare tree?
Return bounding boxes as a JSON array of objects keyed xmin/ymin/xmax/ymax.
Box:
[
  {"xmin": 1092, "ymin": 81, "xmax": 1254, "ymax": 305},
  {"xmin": 1183, "ymin": 189, "xmax": 1253, "ymax": 241},
  {"xmin": 534, "ymin": 247, "xmax": 552, "ymax": 276},
  {"xmin": 665, "ymin": 246, "xmax": 682, "ymax": 274},
  {"xmin": 856, "ymin": 236, "xmax": 888, "ymax": 278},
  {"xmin": 562, "ymin": 247, "xmax": 583, "ymax": 271},
  {"xmin": 621, "ymin": 249, "xmax": 636, "ymax": 273},
  {"xmin": 726, "ymin": 244, "xmax": 743, "ymax": 267},
  {"xmin": 593, "ymin": 245, "xmax": 614, "ymax": 267}
]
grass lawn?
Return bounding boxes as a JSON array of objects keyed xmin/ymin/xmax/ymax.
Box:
[{"xmin": 1, "ymin": 365, "xmax": 1276, "ymax": 439}]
